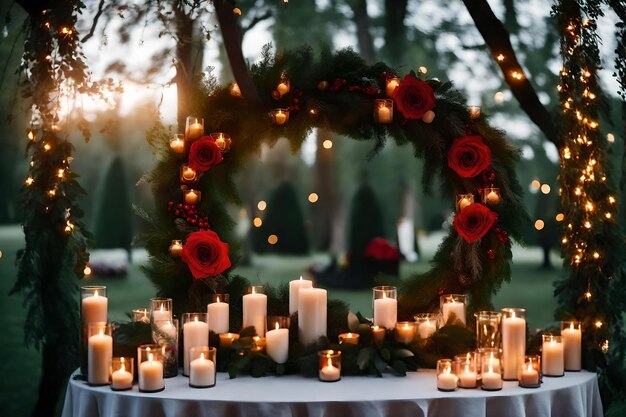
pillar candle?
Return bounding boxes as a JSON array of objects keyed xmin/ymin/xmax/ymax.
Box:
[
  {"xmin": 373, "ymin": 295, "xmax": 397, "ymax": 330},
  {"xmin": 88, "ymin": 330, "xmax": 112, "ymax": 385},
  {"xmin": 183, "ymin": 318, "xmax": 209, "ymax": 375},
  {"xmin": 243, "ymin": 289, "xmax": 267, "ymax": 336},
  {"xmin": 542, "ymin": 338, "xmax": 564, "ymax": 376},
  {"xmin": 502, "ymin": 314, "xmax": 525, "ymax": 379},
  {"xmin": 189, "ymin": 353, "xmax": 215, "ymax": 388},
  {"xmin": 442, "ymin": 300, "xmax": 466, "ymax": 325},
  {"xmin": 188, "ymin": 123, "xmax": 203, "ymax": 140},
  {"xmin": 481, "ymin": 367, "xmax": 502, "ymax": 390},
  {"xmin": 298, "ymin": 288, "xmax": 327, "ymax": 345},
  {"xmin": 111, "ymin": 363, "xmax": 133, "ymax": 390},
  {"xmin": 437, "ymin": 370, "xmax": 458, "ymax": 391},
  {"xmin": 418, "ymin": 319, "xmax": 437, "ymax": 339},
  {"xmin": 82, "ymin": 290, "xmax": 107, "ymax": 324},
  {"xmin": 289, "ymin": 276, "xmax": 313, "ymax": 315},
  {"xmin": 266, "ymin": 323, "xmax": 289, "ymax": 364},
  {"xmin": 562, "ymin": 323, "xmax": 582, "ymax": 371},
  {"xmin": 207, "ymin": 298, "xmax": 229, "ymax": 334},
  {"xmin": 139, "ymin": 354, "xmax": 164, "ymax": 392},
  {"xmin": 319, "ymin": 357, "xmax": 340, "ymax": 382}
]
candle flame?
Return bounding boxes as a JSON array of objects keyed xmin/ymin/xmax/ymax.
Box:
[
  {"xmin": 275, "ymin": 322, "xmax": 279, "ymax": 331},
  {"xmin": 488, "ymin": 364, "xmax": 494, "ymax": 373},
  {"xmin": 382, "ymin": 292, "xmax": 387, "ymax": 299},
  {"xmin": 373, "ymin": 325, "xmax": 379, "ymax": 331},
  {"xmin": 404, "ymin": 323, "xmax": 410, "ymax": 329},
  {"xmin": 148, "ymin": 353, "xmax": 153, "ymax": 362},
  {"xmin": 99, "ymin": 329, "xmax": 104, "ymax": 337},
  {"xmin": 570, "ymin": 322, "xmax": 575, "ymax": 330},
  {"xmin": 465, "ymin": 364, "xmax": 470, "ymax": 373},
  {"xmin": 217, "ymin": 296, "xmax": 220, "ymax": 303},
  {"xmin": 347, "ymin": 332, "xmax": 352, "ymax": 337},
  {"xmin": 527, "ymin": 362, "xmax": 533, "ymax": 372},
  {"xmin": 120, "ymin": 363, "xmax": 126, "ymax": 372},
  {"xmin": 194, "ymin": 316, "xmax": 198, "ymax": 323},
  {"xmin": 299, "ymin": 275, "xmax": 303, "ymax": 280},
  {"xmin": 160, "ymin": 305, "xmax": 164, "ymax": 312},
  {"xmin": 200, "ymin": 353, "xmax": 205, "ymax": 361},
  {"xmin": 94, "ymin": 289, "xmax": 99, "ymax": 297},
  {"xmin": 252, "ymin": 287, "xmax": 256, "ymax": 294},
  {"xmin": 326, "ymin": 357, "xmax": 332, "ymax": 367},
  {"xmin": 444, "ymin": 366, "xmax": 451, "ymax": 374}
]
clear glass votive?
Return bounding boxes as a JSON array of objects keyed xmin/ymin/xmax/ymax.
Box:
[
  {"xmin": 482, "ymin": 187, "xmax": 501, "ymax": 206},
  {"xmin": 182, "ymin": 313, "xmax": 209, "ymax": 376},
  {"xmin": 252, "ymin": 336, "xmax": 266, "ymax": 352},
  {"xmin": 132, "ymin": 308, "xmax": 150, "ymax": 323},
  {"xmin": 169, "ymin": 133, "xmax": 185, "ymax": 155},
  {"xmin": 189, "ymin": 346, "xmax": 217, "ymax": 388},
  {"xmin": 374, "ymin": 99, "xmax": 393, "ymax": 124},
  {"xmin": 372, "ymin": 286, "xmax": 397, "ymax": 330},
  {"xmin": 210, "ymin": 132, "xmax": 232, "ymax": 153},
  {"xmin": 169, "ymin": 240, "xmax": 183, "ymax": 257},
  {"xmin": 542, "ymin": 334, "xmax": 564, "ymax": 377},
  {"xmin": 87, "ymin": 322, "xmax": 112, "ymax": 386},
  {"xmin": 137, "ymin": 344, "xmax": 165, "ymax": 393},
  {"xmin": 436, "ymin": 359, "xmax": 458, "ymax": 391},
  {"xmin": 455, "ymin": 352, "xmax": 478, "ymax": 388},
  {"xmin": 219, "ymin": 332, "xmax": 240, "ymax": 347},
  {"xmin": 150, "ymin": 298, "xmax": 172, "ymax": 323},
  {"xmin": 395, "ymin": 321, "xmax": 416, "ymax": 344},
  {"xmin": 475, "ymin": 311, "xmax": 502, "ymax": 349},
  {"xmin": 270, "ymin": 108, "xmax": 290, "ymax": 126},
  {"xmin": 180, "ymin": 164, "xmax": 198, "ymax": 184},
  {"xmin": 267, "ymin": 315, "xmax": 291, "ymax": 331},
  {"xmin": 456, "ymin": 193, "xmax": 474, "ymax": 212},
  {"xmin": 480, "ymin": 348, "xmax": 503, "ymax": 391},
  {"xmin": 338, "ymin": 332, "xmax": 360, "ymax": 345},
  {"xmin": 414, "ymin": 313, "xmax": 439, "ymax": 341},
  {"xmin": 111, "ymin": 357, "xmax": 134, "ymax": 391},
  {"xmin": 385, "ymin": 75, "xmax": 400, "ymax": 97},
  {"xmin": 371, "ymin": 325, "xmax": 386, "ymax": 343},
  {"xmin": 80, "ymin": 285, "xmax": 107, "ymax": 376},
  {"xmin": 440, "ymin": 294, "xmax": 467, "ymax": 326},
  {"xmin": 153, "ymin": 318, "xmax": 179, "ymax": 377},
  {"xmin": 318, "ymin": 350, "xmax": 341, "ymax": 382},
  {"xmin": 519, "ymin": 355, "xmax": 542, "ymax": 388},
  {"xmin": 185, "ymin": 116, "xmax": 204, "ymax": 141},
  {"xmin": 561, "ymin": 321, "xmax": 582, "ymax": 371}
]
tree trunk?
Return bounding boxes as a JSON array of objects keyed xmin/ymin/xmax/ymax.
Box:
[
  {"xmin": 383, "ymin": 0, "xmax": 408, "ymax": 66},
  {"xmin": 350, "ymin": 0, "xmax": 376, "ymax": 64},
  {"xmin": 314, "ymin": 129, "xmax": 339, "ymax": 250},
  {"xmin": 31, "ymin": 346, "xmax": 65, "ymax": 417},
  {"xmin": 541, "ymin": 245, "xmax": 553, "ymax": 269}
]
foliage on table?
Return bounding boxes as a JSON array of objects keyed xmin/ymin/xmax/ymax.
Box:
[{"xmin": 553, "ymin": 0, "xmax": 626, "ymax": 405}]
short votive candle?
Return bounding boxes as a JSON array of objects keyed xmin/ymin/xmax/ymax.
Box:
[
  {"xmin": 211, "ymin": 132, "xmax": 232, "ymax": 153},
  {"xmin": 137, "ymin": 344, "xmax": 164, "ymax": 393},
  {"xmin": 385, "ymin": 76, "xmax": 400, "ymax": 97},
  {"xmin": 456, "ymin": 193, "xmax": 474, "ymax": 212},
  {"xmin": 318, "ymin": 350, "xmax": 341, "ymax": 382},
  {"xmin": 150, "ymin": 298, "xmax": 172, "ymax": 323},
  {"xmin": 184, "ymin": 189, "xmax": 201, "ymax": 205},
  {"xmin": 219, "ymin": 332, "xmax": 240, "ymax": 347},
  {"xmin": 480, "ymin": 348, "xmax": 503, "ymax": 391},
  {"xmin": 436, "ymin": 359, "xmax": 458, "ymax": 391},
  {"xmin": 455, "ymin": 353, "xmax": 478, "ymax": 388},
  {"xmin": 181, "ymin": 164, "xmax": 198, "ymax": 184},
  {"xmin": 189, "ymin": 346, "xmax": 216, "ymax": 388},
  {"xmin": 338, "ymin": 332, "xmax": 360, "ymax": 345},
  {"xmin": 185, "ymin": 116, "xmax": 204, "ymax": 140},
  {"xmin": 440, "ymin": 294, "xmax": 467, "ymax": 326},
  {"xmin": 395, "ymin": 321, "xmax": 416, "ymax": 344},
  {"xmin": 482, "ymin": 187, "xmax": 501, "ymax": 206},
  {"xmin": 169, "ymin": 240, "xmax": 183, "ymax": 257},
  {"xmin": 542, "ymin": 334, "xmax": 564, "ymax": 377},
  {"xmin": 111, "ymin": 357, "xmax": 133, "ymax": 391},
  {"xmin": 374, "ymin": 99, "xmax": 393, "ymax": 124},
  {"xmin": 371, "ymin": 325, "xmax": 386, "ymax": 343},
  {"xmin": 132, "ymin": 308, "xmax": 150, "ymax": 323},
  {"xmin": 169, "ymin": 134, "xmax": 185, "ymax": 154},
  {"xmin": 270, "ymin": 108, "xmax": 290, "ymax": 126},
  {"xmin": 414, "ymin": 313, "xmax": 439, "ymax": 340},
  {"xmin": 519, "ymin": 355, "xmax": 541, "ymax": 388}
]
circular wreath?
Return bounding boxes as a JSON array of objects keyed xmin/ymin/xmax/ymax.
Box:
[{"xmin": 138, "ymin": 46, "xmax": 528, "ymax": 376}]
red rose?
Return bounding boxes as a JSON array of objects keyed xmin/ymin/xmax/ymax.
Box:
[
  {"xmin": 189, "ymin": 136, "xmax": 223, "ymax": 173},
  {"xmin": 392, "ymin": 75, "xmax": 436, "ymax": 119},
  {"xmin": 364, "ymin": 237, "xmax": 401, "ymax": 261},
  {"xmin": 448, "ymin": 135, "xmax": 492, "ymax": 178},
  {"xmin": 181, "ymin": 230, "xmax": 231, "ymax": 278},
  {"xmin": 453, "ymin": 203, "xmax": 498, "ymax": 243}
]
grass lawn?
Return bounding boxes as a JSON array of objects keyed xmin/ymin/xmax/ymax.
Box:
[{"xmin": 0, "ymin": 225, "xmax": 599, "ymax": 416}]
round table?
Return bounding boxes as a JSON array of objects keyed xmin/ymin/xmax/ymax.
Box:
[{"xmin": 62, "ymin": 369, "xmax": 602, "ymax": 417}]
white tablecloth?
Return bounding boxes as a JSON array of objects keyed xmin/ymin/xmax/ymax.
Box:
[{"xmin": 62, "ymin": 369, "xmax": 602, "ymax": 417}]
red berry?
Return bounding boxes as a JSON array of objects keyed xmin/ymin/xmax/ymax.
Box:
[
  {"xmin": 184, "ymin": 204, "xmax": 190, "ymax": 210},
  {"xmin": 168, "ymin": 201, "xmax": 174, "ymax": 207},
  {"xmin": 177, "ymin": 203, "xmax": 183, "ymax": 209},
  {"xmin": 175, "ymin": 210, "xmax": 181, "ymax": 216},
  {"xmin": 487, "ymin": 249, "xmax": 496, "ymax": 260},
  {"xmin": 190, "ymin": 219, "xmax": 197, "ymax": 225},
  {"xmin": 190, "ymin": 205, "xmax": 197, "ymax": 210}
]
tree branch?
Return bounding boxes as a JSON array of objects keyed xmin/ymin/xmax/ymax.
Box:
[
  {"xmin": 80, "ymin": 0, "xmax": 106, "ymax": 43},
  {"xmin": 242, "ymin": 9, "xmax": 272, "ymax": 35},
  {"xmin": 461, "ymin": 0, "xmax": 560, "ymax": 147}
]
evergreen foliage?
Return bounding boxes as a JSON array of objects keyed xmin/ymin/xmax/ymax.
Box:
[{"xmin": 347, "ymin": 183, "xmax": 385, "ymax": 264}]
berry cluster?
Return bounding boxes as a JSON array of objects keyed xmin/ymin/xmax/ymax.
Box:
[
  {"xmin": 493, "ymin": 226, "xmax": 509, "ymax": 243},
  {"xmin": 167, "ymin": 201, "xmax": 210, "ymax": 230},
  {"xmin": 287, "ymin": 89, "xmax": 304, "ymax": 112}
]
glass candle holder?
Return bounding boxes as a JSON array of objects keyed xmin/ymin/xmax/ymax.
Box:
[
  {"xmin": 542, "ymin": 334, "xmax": 564, "ymax": 377},
  {"xmin": 270, "ymin": 108, "xmax": 290, "ymax": 126},
  {"xmin": 318, "ymin": 350, "xmax": 341, "ymax": 382},
  {"xmin": 137, "ymin": 344, "xmax": 165, "ymax": 393},
  {"xmin": 111, "ymin": 357, "xmax": 134, "ymax": 391},
  {"xmin": 475, "ymin": 311, "xmax": 502, "ymax": 349},
  {"xmin": 87, "ymin": 322, "xmax": 112, "ymax": 386},
  {"xmin": 414, "ymin": 313, "xmax": 439, "ymax": 341},
  {"xmin": 480, "ymin": 348, "xmax": 503, "ymax": 391},
  {"xmin": 243, "ymin": 286, "xmax": 267, "ymax": 336},
  {"xmin": 519, "ymin": 355, "xmax": 542, "ymax": 388},
  {"xmin": 395, "ymin": 321, "xmax": 416, "ymax": 344},
  {"xmin": 561, "ymin": 321, "xmax": 582, "ymax": 371},
  {"xmin": 440, "ymin": 294, "xmax": 467, "ymax": 326},
  {"xmin": 132, "ymin": 308, "xmax": 150, "ymax": 323},
  {"xmin": 338, "ymin": 332, "xmax": 360, "ymax": 345},
  {"xmin": 80, "ymin": 286, "xmax": 107, "ymax": 375},
  {"xmin": 169, "ymin": 134, "xmax": 185, "ymax": 155},
  {"xmin": 501, "ymin": 308, "xmax": 526, "ymax": 380},
  {"xmin": 207, "ymin": 294, "xmax": 230, "ymax": 335},
  {"xmin": 385, "ymin": 75, "xmax": 400, "ymax": 97},
  {"xmin": 183, "ymin": 189, "xmax": 201, "ymax": 205},
  {"xmin": 267, "ymin": 315, "xmax": 291, "ymax": 331},
  {"xmin": 169, "ymin": 240, "xmax": 183, "ymax": 257},
  {"xmin": 252, "ymin": 336, "xmax": 267, "ymax": 352},
  {"xmin": 189, "ymin": 346, "xmax": 216, "ymax": 388},
  {"xmin": 456, "ymin": 193, "xmax": 474, "ymax": 212},
  {"xmin": 182, "ymin": 313, "xmax": 209, "ymax": 376},
  {"xmin": 468, "ymin": 105, "xmax": 481, "ymax": 119},
  {"xmin": 150, "ymin": 298, "xmax": 172, "ymax": 323},
  {"xmin": 455, "ymin": 353, "xmax": 478, "ymax": 388},
  {"xmin": 229, "ymin": 82, "xmax": 241, "ymax": 97},
  {"xmin": 374, "ymin": 99, "xmax": 393, "ymax": 124},
  {"xmin": 211, "ymin": 132, "xmax": 232, "ymax": 153},
  {"xmin": 436, "ymin": 359, "xmax": 458, "ymax": 391},
  {"xmin": 152, "ymin": 318, "xmax": 179, "ymax": 378},
  {"xmin": 372, "ymin": 286, "xmax": 397, "ymax": 330},
  {"xmin": 371, "ymin": 325, "xmax": 386, "ymax": 343},
  {"xmin": 180, "ymin": 164, "xmax": 198, "ymax": 184},
  {"xmin": 275, "ymin": 74, "xmax": 290, "ymax": 98},
  {"xmin": 219, "ymin": 332, "xmax": 240, "ymax": 347},
  {"xmin": 185, "ymin": 116, "xmax": 204, "ymax": 141},
  {"xmin": 482, "ymin": 187, "xmax": 501, "ymax": 207}
]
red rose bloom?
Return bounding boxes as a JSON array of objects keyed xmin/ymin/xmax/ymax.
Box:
[
  {"xmin": 189, "ymin": 136, "xmax": 223, "ymax": 173},
  {"xmin": 364, "ymin": 237, "xmax": 401, "ymax": 261},
  {"xmin": 448, "ymin": 135, "xmax": 492, "ymax": 178},
  {"xmin": 392, "ymin": 75, "xmax": 436, "ymax": 119},
  {"xmin": 182, "ymin": 230, "xmax": 231, "ymax": 278},
  {"xmin": 453, "ymin": 203, "xmax": 498, "ymax": 243}
]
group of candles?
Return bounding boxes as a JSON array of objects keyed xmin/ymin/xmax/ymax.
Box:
[{"xmin": 456, "ymin": 188, "xmax": 501, "ymax": 211}]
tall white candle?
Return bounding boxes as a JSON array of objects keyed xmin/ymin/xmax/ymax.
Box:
[
  {"xmin": 266, "ymin": 323, "xmax": 289, "ymax": 364},
  {"xmin": 373, "ymin": 295, "xmax": 397, "ymax": 330},
  {"xmin": 189, "ymin": 353, "xmax": 215, "ymax": 387},
  {"xmin": 442, "ymin": 301, "xmax": 466, "ymax": 325},
  {"xmin": 298, "ymin": 288, "xmax": 327, "ymax": 345},
  {"xmin": 82, "ymin": 290, "xmax": 107, "ymax": 324},
  {"xmin": 111, "ymin": 362, "xmax": 133, "ymax": 390},
  {"xmin": 87, "ymin": 330, "xmax": 112, "ymax": 385},
  {"xmin": 207, "ymin": 298, "xmax": 229, "ymax": 334},
  {"xmin": 542, "ymin": 338, "xmax": 564, "ymax": 376},
  {"xmin": 139, "ymin": 353, "xmax": 164, "ymax": 392},
  {"xmin": 183, "ymin": 317, "xmax": 209, "ymax": 375},
  {"xmin": 562, "ymin": 323, "xmax": 582, "ymax": 371},
  {"xmin": 289, "ymin": 276, "xmax": 313, "ymax": 315},
  {"xmin": 243, "ymin": 289, "xmax": 267, "ymax": 336},
  {"xmin": 502, "ymin": 313, "xmax": 526, "ymax": 380}
]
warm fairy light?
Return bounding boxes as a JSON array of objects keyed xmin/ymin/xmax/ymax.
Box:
[
  {"xmin": 607, "ymin": 133, "xmax": 615, "ymax": 143},
  {"xmin": 584, "ymin": 221, "xmax": 591, "ymax": 229},
  {"xmin": 563, "ymin": 147, "xmax": 571, "ymax": 159},
  {"xmin": 309, "ymin": 108, "xmax": 318, "ymax": 115},
  {"xmin": 253, "ymin": 217, "xmax": 263, "ymax": 227},
  {"xmin": 562, "ymin": 237, "xmax": 568, "ymax": 244},
  {"xmin": 588, "ymin": 121, "xmax": 598, "ymax": 129},
  {"xmin": 322, "ymin": 140, "xmax": 333, "ymax": 149},
  {"xmin": 48, "ymin": 189, "xmax": 56, "ymax": 197},
  {"xmin": 511, "ymin": 70, "xmax": 524, "ymax": 80},
  {"xmin": 595, "ymin": 321, "xmax": 603, "ymax": 328},
  {"xmin": 27, "ymin": 131, "xmax": 34, "ymax": 140},
  {"xmin": 585, "ymin": 202, "xmax": 594, "ymax": 211},
  {"xmin": 556, "ymin": 213, "xmax": 565, "ymax": 222},
  {"xmin": 60, "ymin": 27, "xmax": 72, "ymax": 35},
  {"xmin": 257, "ymin": 200, "xmax": 267, "ymax": 211},
  {"xmin": 232, "ymin": 7, "xmax": 242, "ymax": 15},
  {"xmin": 608, "ymin": 196, "xmax": 616, "ymax": 204},
  {"xmin": 84, "ymin": 265, "xmax": 92, "ymax": 276},
  {"xmin": 494, "ymin": 91, "xmax": 505, "ymax": 103},
  {"xmin": 25, "ymin": 177, "xmax": 34, "ymax": 186},
  {"xmin": 585, "ymin": 291, "xmax": 592, "ymax": 300},
  {"xmin": 57, "ymin": 169, "xmax": 65, "ymax": 179},
  {"xmin": 601, "ymin": 340, "xmax": 609, "ymax": 353},
  {"xmin": 64, "ymin": 220, "xmax": 74, "ymax": 233},
  {"xmin": 531, "ymin": 179, "xmax": 541, "ymax": 190},
  {"xmin": 496, "ymin": 54, "xmax": 505, "ymax": 62},
  {"xmin": 574, "ymin": 187, "xmax": 582, "ymax": 196},
  {"xmin": 534, "ymin": 220, "xmax": 545, "ymax": 230},
  {"xmin": 43, "ymin": 143, "xmax": 51, "ymax": 151},
  {"xmin": 308, "ymin": 193, "xmax": 319, "ymax": 203},
  {"xmin": 418, "ymin": 66, "xmax": 428, "ymax": 74},
  {"xmin": 605, "ymin": 213, "xmax": 612, "ymax": 219},
  {"xmin": 540, "ymin": 184, "xmax": 551, "ymax": 194},
  {"xmin": 268, "ymin": 234, "xmax": 278, "ymax": 245},
  {"xmin": 593, "ymin": 252, "xmax": 600, "ymax": 259}
]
